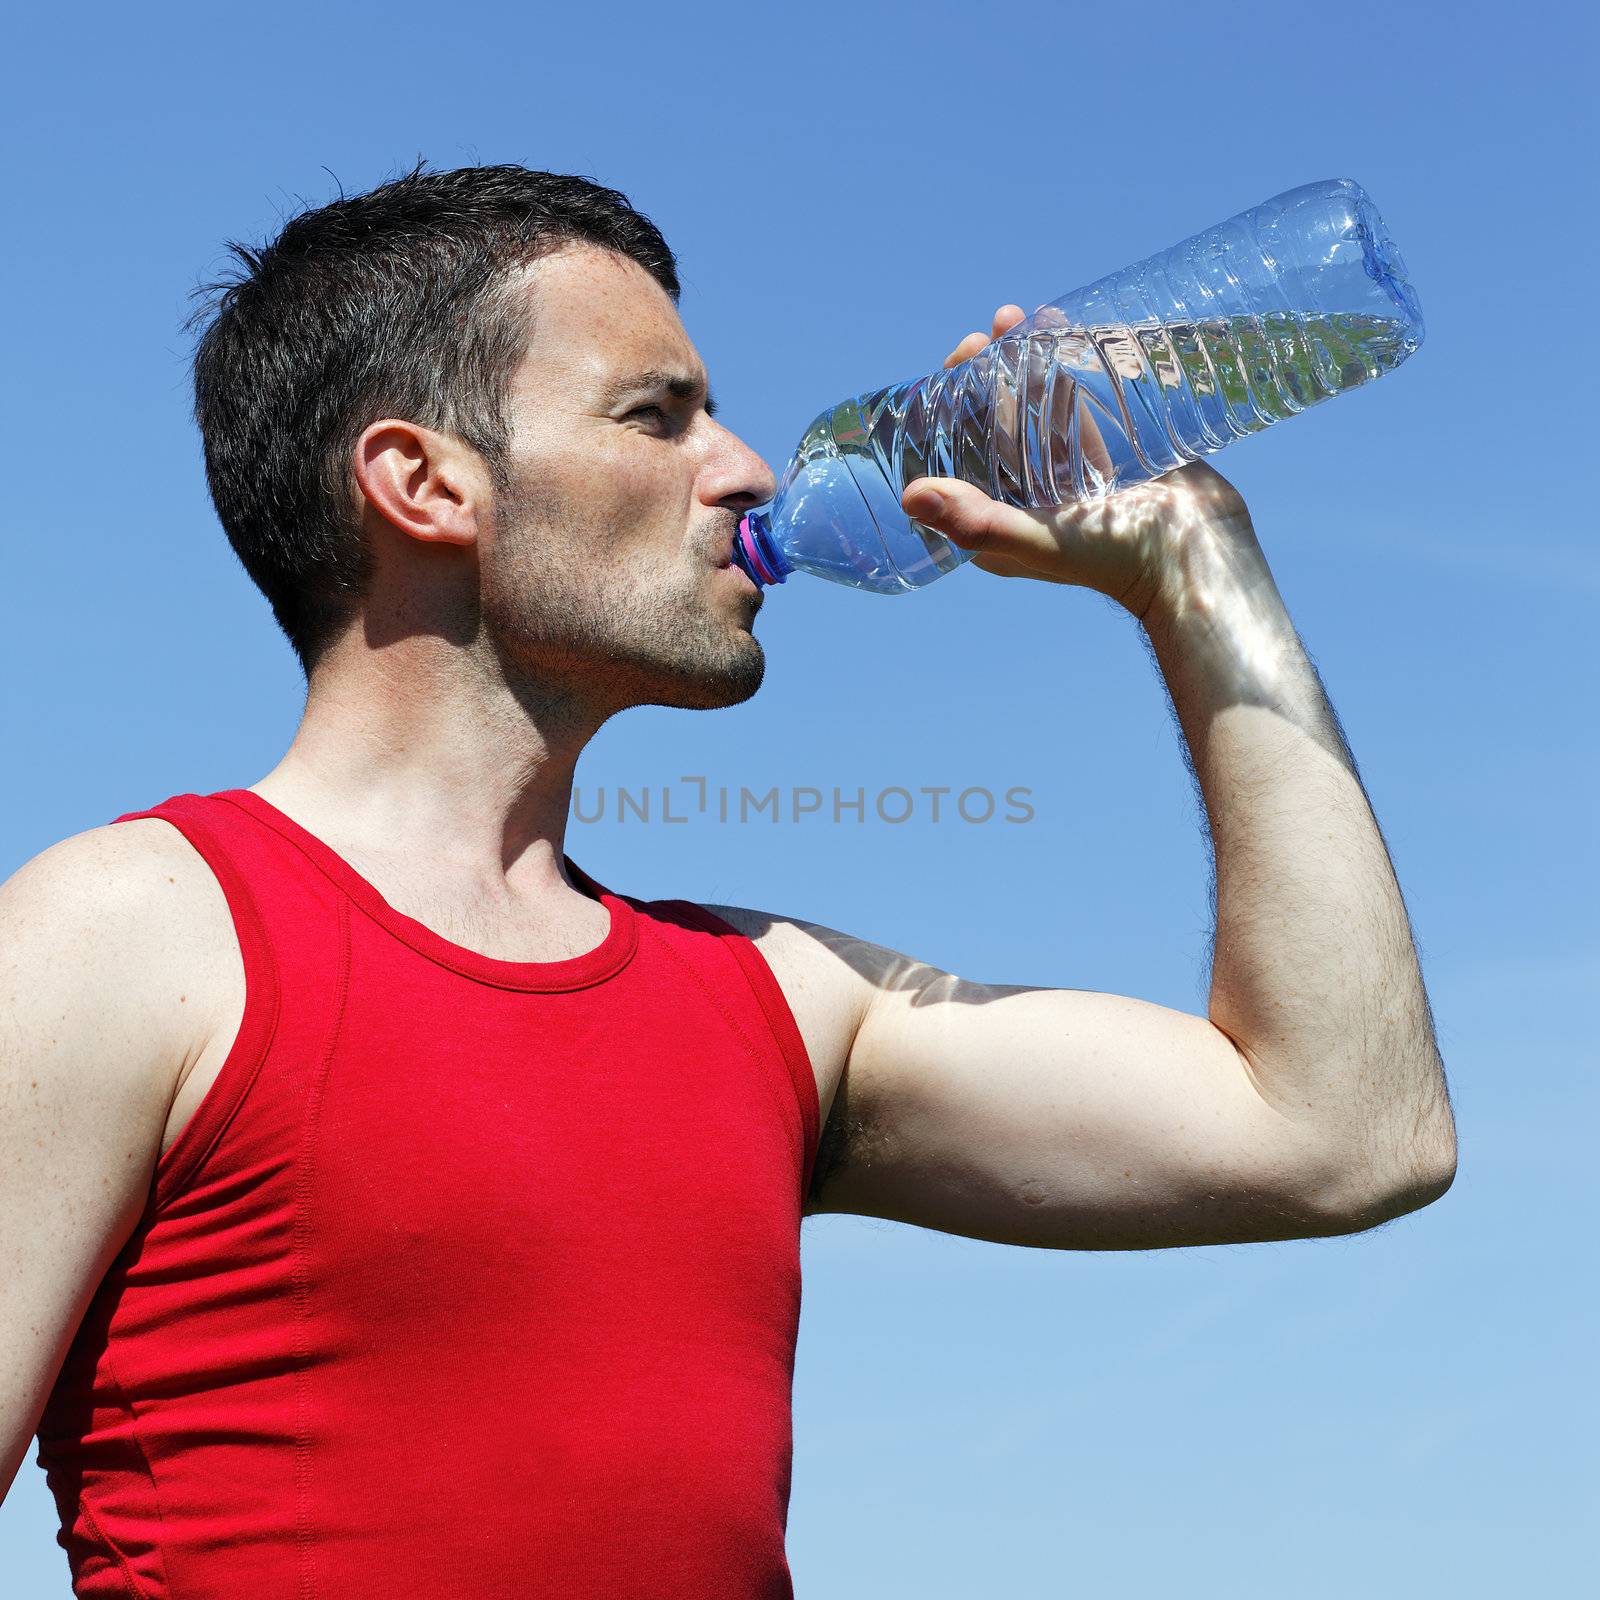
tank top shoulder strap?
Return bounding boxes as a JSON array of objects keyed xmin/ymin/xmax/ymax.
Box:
[
  {"xmin": 112, "ymin": 790, "xmax": 280, "ymax": 949},
  {"xmin": 642, "ymin": 895, "xmax": 821, "ymax": 1198},
  {"xmin": 108, "ymin": 790, "xmax": 348, "ymax": 1215}
]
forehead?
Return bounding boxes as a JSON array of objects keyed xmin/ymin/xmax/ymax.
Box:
[{"xmin": 508, "ymin": 243, "xmax": 697, "ymax": 402}]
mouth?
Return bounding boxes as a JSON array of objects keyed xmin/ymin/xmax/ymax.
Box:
[{"xmin": 710, "ymin": 522, "xmax": 761, "ymax": 604}]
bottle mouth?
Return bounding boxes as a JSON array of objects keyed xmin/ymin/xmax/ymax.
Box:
[{"xmin": 733, "ymin": 512, "xmax": 789, "ymax": 587}]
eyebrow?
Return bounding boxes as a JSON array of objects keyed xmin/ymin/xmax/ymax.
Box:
[{"xmin": 602, "ymin": 368, "xmax": 719, "ymax": 419}]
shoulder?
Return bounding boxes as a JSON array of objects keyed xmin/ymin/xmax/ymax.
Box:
[
  {"xmin": 697, "ymin": 903, "xmax": 878, "ymax": 1025},
  {"xmin": 0, "ymin": 819, "xmax": 242, "ymax": 1480},
  {"xmin": 698, "ymin": 902, "xmax": 942, "ymax": 1013},
  {"xmin": 1, "ymin": 818, "xmax": 240, "ymax": 1090},
  {"xmin": 3, "ymin": 816, "xmax": 237, "ymax": 951},
  {"xmin": 693, "ymin": 900, "xmax": 939, "ymax": 1105}
]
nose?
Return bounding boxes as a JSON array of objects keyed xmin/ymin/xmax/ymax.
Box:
[{"xmin": 701, "ymin": 418, "xmax": 778, "ymax": 511}]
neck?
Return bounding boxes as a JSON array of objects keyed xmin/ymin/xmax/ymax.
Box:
[{"xmin": 252, "ymin": 633, "xmax": 605, "ymax": 897}]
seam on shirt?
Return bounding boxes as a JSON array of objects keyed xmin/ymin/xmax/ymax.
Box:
[
  {"xmin": 713, "ymin": 934, "xmax": 823, "ymax": 1200},
  {"xmin": 654, "ymin": 924, "xmax": 810, "ymax": 1194},
  {"xmin": 652, "ymin": 901, "xmax": 821, "ymax": 1195},
  {"xmin": 114, "ymin": 805, "xmax": 285, "ymax": 1219},
  {"xmin": 94, "ymin": 1338, "xmax": 173, "ymax": 1598},
  {"xmin": 292, "ymin": 896, "xmax": 352, "ymax": 1600},
  {"xmin": 72, "ymin": 1492, "xmax": 150, "ymax": 1599},
  {"xmin": 213, "ymin": 792, "xmax": 635, "ymax": 994}
]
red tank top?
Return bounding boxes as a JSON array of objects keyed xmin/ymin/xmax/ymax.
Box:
[{"xmin": 34, "ymin": 789, "xmax": 820, "ymax": 1599}]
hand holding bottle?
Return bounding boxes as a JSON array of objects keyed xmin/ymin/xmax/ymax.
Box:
[
  {"xmin": 902, "ymin": 307, "xmax": 1255, "ymax": 624},
  {"xmin": 731, "ymin": 180, "xmax": 1421, "ymax": 599}
]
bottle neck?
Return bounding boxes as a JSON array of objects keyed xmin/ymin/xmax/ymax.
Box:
[{"xmin": 733, "ymin": 511, "xmax": 791, "ymax": 587}]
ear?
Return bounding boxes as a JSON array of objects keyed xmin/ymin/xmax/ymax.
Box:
[{"xmin": 353, "ymin": 419, "xmax": 487, "ymax": 549}]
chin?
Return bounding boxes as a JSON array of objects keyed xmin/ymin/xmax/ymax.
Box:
[{"xmin": 647, "ymin": 640, "xmax": 766, "ymax": 711}]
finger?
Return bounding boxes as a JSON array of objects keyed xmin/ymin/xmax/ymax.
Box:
[
  {"xmin": 947, "ymin": 306, "xmax": 1029, "ymax": 370},
  {"xmin": 1080, "ymin": 397, "xmax": 1114, "ymax": 480},
  {"xmin": 943, "ymin": 330, "xmax": 989, "ymax": 369},
  {"xmin": 969, "ymin": 552, "xmax": 1033, "ymax": 579},
  {"xmin": 991, "ymin": 304, "xmax": 1028, "ymax": 340},
  {"xmin": 1044, "ymin": 369, "xmax": 1116, "ymax": 486},
  {"xmin": 902, "ymin": 476, "xmax": 1057, "ymax": 563}
]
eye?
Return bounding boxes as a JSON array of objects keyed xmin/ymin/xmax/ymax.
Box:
[{"xmin": 628, "ymin": 404, "xmax": 669, "ymax": 425}]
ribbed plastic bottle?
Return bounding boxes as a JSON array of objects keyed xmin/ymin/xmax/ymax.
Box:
[{"xmin": 734, "ymin": 178, "xmax": 1424, "ymax": 595}]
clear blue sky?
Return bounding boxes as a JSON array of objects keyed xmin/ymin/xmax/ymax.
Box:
[{"xmin": 3, "ymin": 0, "xmax": 1595, "ymax": 1593}]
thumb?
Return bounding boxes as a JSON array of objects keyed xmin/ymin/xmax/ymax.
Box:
[{"xmin": 902, "ymin": 477, "xmax": 1041, "ymax": 561}]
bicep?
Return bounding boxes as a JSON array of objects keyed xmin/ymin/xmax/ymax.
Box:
[
  {"xmin": 0, "ymin": 826, "xmax": 202, "ymax": 1492},
  {"xmin": 812, "ymin": 964, "xmax": 1344, "ymax": 1249}
]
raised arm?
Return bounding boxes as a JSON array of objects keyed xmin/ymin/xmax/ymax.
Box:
[{"xmin": 723, "ymin": 308, "xmax": 1456, "ymax": 1252}]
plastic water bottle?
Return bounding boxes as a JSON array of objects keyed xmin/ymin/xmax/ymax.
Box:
[{"xmin": 733, "ymin": 178, "xmax": 1423, "ymax": 594}]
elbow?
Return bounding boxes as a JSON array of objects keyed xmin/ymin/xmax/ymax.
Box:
[
  {"xmin": 1398, "ymin": 1108, "xmax": 1461, "ymax": 1217},
  {"xmin": 1348, "ymin": 1158, "xmax": 1456, "ymax": 1234},
  {"xmin": 1315, "ymin": 1134, "xmax": 1458, "ymax": 1236}
]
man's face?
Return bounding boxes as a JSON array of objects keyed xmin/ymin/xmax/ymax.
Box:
[{"xmin": 481, "ymin": 243, "xmax": 778, "ymax": 715}]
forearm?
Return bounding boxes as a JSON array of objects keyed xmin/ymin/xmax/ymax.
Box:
[{"xmin": 1138, "ymin": 515, "xmax": 1456, "ymax": 1220}]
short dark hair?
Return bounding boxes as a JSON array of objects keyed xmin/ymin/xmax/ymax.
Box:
[{"xmin": 189, "ymin": 161, "xmax": 680, "ymax": 676}]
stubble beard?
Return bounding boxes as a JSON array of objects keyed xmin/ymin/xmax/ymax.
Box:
[{"xmin": 485, "ymin": 490, "xmax": 765, "ymax": 717}]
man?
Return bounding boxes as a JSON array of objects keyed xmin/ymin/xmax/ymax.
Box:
[{"xmin": 0, "ymin": 163, "xmax": 1455, "ymax": 1598}]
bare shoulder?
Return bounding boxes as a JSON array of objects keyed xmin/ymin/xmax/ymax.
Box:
[
  {"xmin": 0, "ymin": 819, "xmax": 243, "ymax": 1491},
  {"xmin": 1, "ymin": 818, "xmax": 239, "ymax": 1099},
  {"xmin": 696, "ymin": 902, "xmax": 938, "ymax": 1131},
  {"xmin": 4, "ymin": 815, "xmax": 236, "ymax": 957}
]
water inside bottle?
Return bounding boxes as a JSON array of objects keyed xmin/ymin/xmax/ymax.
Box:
[
  {"xmin": 854, "ymin": 309, "xmax": 1417, "ymax": 509},
  {"xmin": 762, "ymin": 309, "xmax": 1415, "ymax": 595}
]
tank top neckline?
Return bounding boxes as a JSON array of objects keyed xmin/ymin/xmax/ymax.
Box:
[{"xmin": 212, "ymin": 787, "xmax": 640, "ymax": 993}]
